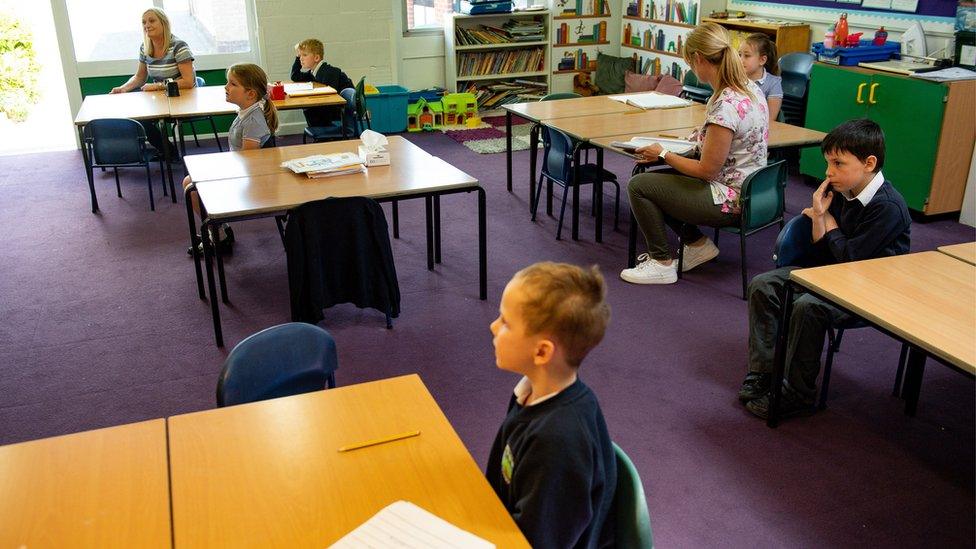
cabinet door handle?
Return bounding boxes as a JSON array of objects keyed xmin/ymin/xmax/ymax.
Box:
[
  {"xmin": 869, "ymin": 82, "xmax": 879, "ymax": 104},
  {"xmin": 856, "ymin": 82, "xmax": 867, "ymax": 104}
]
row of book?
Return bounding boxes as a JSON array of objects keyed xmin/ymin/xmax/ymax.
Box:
[
  {"xmin": 634, "ymin": 55, "xmax": 687, "ymax": 80},
  {"xmin": 457, "ymin": 48, "xmax": 545, "ymax": 77},
  {"xmin": 554, "ymin": 21, "xmax": 608, "ymax": 45},
  {"xmin": 627, "ymin": 0, "xmax": 698, "ymax": 25},
  {"xmin": 625, "ymin": 25, "xmax": 685, "ymax": 54},
  {"xmin": 462, "ymin": 79, "xmax": 547, "ymax": 109},
  {"xmin": 501, "ymin": 18, "xmax": 545, "ymax": 40},
  {"xmin": 561, "ymin": 0, "xmax": 612, "ymax": 16},
  {"xmin": 557, "ymin": 50, "xmax": 597, "ymax": 71},
  {"xmin": 454, "ymin": 20, "xmax": 545, "ymax": 46}
]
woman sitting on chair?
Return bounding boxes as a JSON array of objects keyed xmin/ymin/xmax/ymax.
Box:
[{"xmin": 620, "ymin": 23, "xmax": 769, "ymax": 285}]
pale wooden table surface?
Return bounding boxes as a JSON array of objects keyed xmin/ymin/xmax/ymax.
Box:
[
  {"xmin": 191, "ymin": 136, "xmax": 477, "ymax": 218},
  {"xmin": 937, "ymin": 242, "xmax": 976, "ymax": 266},
  {"xmin": 168, "ymin": 374, "xmax": 530, "ymax": 548},
  {"xmin": 503, "ymin": 95, "xmax": 639, "ymax": 122},
  {"xmin": 545, "ymin": 103, "xmax": 708, "ymax": 140},
  {"xmin": 168, "ymin": 84, "xmax": 345, "ymax": 118},
  {"xmin": 74, "ymin": 90, "xmax": 171, "ymax": 125},
  {"xmin": 791, "ymin": 251, "xmax": 976, "ymax": 372},
  {"xmin": 0, "ymin": 419, "xmax": 171, "ymax": 549},
  {"xmin": 591, "ymin": 120, "xmax": 826, "ymax": 153}
]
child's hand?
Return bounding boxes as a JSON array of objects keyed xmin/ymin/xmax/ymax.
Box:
[
  {"xmin": 634, "ymin": 143, "xmax": 664, "ymax": 164},
  {"xmin": 810, "ymin": 178, "xmax": 833, "ymax": 217}
]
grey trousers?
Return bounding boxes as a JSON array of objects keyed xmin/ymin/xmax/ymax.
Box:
[
  {"xmin": 627, "ymin": 171, "xmax": 738, "ymax": 260},
  {"xmin": 747, "ymin": 267, "xmax": 852, "ymax": 401}
]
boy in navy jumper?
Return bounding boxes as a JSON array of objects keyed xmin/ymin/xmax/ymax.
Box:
[
  {"xmin": 290, "ymin": 38, "xmax": 354, "ymax": 128},
  {"xmin": 741, "ymin": 118, "xmax": 911, "ymax": 419},
  {"xmin": 486, "ymin": 262, "xmax": 616, "ymax": 548}
]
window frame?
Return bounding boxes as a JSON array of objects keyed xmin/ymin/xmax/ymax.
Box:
[{"xmin": 401, "ymin": 0, "xmax": 448, "ymax": 37}]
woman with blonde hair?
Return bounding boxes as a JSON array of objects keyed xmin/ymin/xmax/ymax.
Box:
[
  {"xmin": 111, "ymin": 8, "xmax": 196, "ymax": 155},
  {"xmin": 621, "ymin": 23, "xmax": 769, "ymax": 285}
]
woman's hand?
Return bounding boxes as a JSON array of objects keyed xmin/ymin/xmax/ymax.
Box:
[
  {"xmin": 109, "ymin": 86, "xmax": 126, "ymax": 94},
  {"xmin": 634, "ymin": 143, "xmax": 664, "ymax": 164},
  {"xmin": 140, "ymin": 82, "xmax": 163, "ymax": 92}
]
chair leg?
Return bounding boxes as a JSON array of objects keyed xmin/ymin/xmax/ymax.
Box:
[
  {"xmin": 274, "ymin": 215, "xmax": 287, "ymax": 246},
  {"xmin": 819, "ymin": 328, "xmax": 838, "ymax": 409},
  {"xmin": 714, "ymin": 226, "xmax": 720, "ymax": 246},
  {"xmin": 178, "ymin": 123, "xmax": 187, "ymax": 159},
  {"xmin": 832, "ymin": 328, "xmax": 846, "ymax": 353},
  {"xmin": 302, "ymin": 132, "xmax": 308, "ymax": 144},
  {"xmin": 208, "ymin": 117, "xmax": 222, "ymax": 151},
  {"xmin": 546, "ymin": 180, "xmax": 553, "ymax": 216},
  {"xmin": 555, "ymin": 183, "xmax": 570, "ymax": 240},
  {"xmin": 676, "ymin": 233, "xmax": 684, "ymax": 279},
  {"xmin": 113, "ymin": 168, "xmax": 122, "ymax": 197},
  {"xmin": 146, "ymin": 165, "xmax": 155, "ymax": 211},
  {"xmin": 326, "ymin": 372, "xmax": 336, "ymax": 389},
  {"xmin": 893, "ymin": 342, "xmax": 909, "ymax": 397},
  {"xmin": 612, "ymin": 180, "xmax": 620, "ymax": 230},
  {"xmin": 739, "ymin": 231, "xmax": 748, "ymax": 300},
  {"xmin": 532, "ymin": 176, "xmax": 546, "ymax": 222},
  {"xmin": 392, "ymin": 200, "xmax": 400, "ymax": 239}
]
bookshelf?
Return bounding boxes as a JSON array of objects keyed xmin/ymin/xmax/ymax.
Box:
[
  {"xmin": 445, "ymin": 11, "xmax": 551, "ymax": 110},
  {"xmin": 619, "ymin": 0, "xmax": 723, "ymax": 82},
  {"xmin": 549, "ymin": 0, "xmax": 617, "ymax": 92}
]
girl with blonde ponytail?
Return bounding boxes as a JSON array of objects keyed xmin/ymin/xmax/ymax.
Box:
[{"xmin": 621, "ymin": 22, "xmax": 769, "ymax": 286}]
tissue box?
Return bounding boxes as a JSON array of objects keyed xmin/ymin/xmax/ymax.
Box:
[{"xmin": 359, "ymin": 145, "xmax": 390, "ymax": 166}]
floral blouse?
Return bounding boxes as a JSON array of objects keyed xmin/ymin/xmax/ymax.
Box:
[{"xmin": 688, "ymin": 81, "xmax": 768, "ymax": 214}]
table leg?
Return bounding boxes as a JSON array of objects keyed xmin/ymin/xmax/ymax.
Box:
[
  {"xmin": 78, "ymin": 125, "xmax": 99, "ymax": 213},
  {"xmin": 478, "ymin": 187, "xmax": 487, "ymax": 300},
  {"xmin": 425, "ymin": 197, "xmax": 434, "ymax": 271},
  {"xmin": 340, "ymin": 107, "xmax": 348, "ymax": 139},
  {"xmin": 766, "ymin": 282, "xmax": 795, "ymax": 428},
  {"xmin": 434, "ymin": 195, "xmax": 441, "ymax": 264},
  {"xmin": 392, "ymin": 201, "xmax": 399, "ymax": 239},
  {"xmin": 185, "ymin": 183, "xmax": 205, "ymax": 300},
  {"xmin": 572, "ymin": 147, "xmax": 580, "ymax": 241},
  {"xmin": 901, "ymin": 346, "xmax": 926, "ymax": 417},
  {"xmin": 505, "ymin": 111, "xmax": 513, "ymax": 192},
  {"xmin": 201, "ymin": 219, "xmax": 224, "ymax": 347},
  {"xmin": 595, "ymin": 148, "xmax": 604, "ymax": 243},
  {"xmin": 529, "ymin": 124, "xmax": 538, "ymax": 214},
  {"xmin": 214, "ymin": 227, "xmax": 229, "ymax": 304},
  {"xmin": 161, "ymin": 118, "xmax": 177, "ymax": 203}
]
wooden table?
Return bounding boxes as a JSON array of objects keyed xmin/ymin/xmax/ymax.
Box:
[
  {"xmin": 185, "ymin": 137, "xmax": 485, "ymax": 347},
  {"xmin": 168, "ymin": 84, "xmax": 346, "ymax": 118},
  {"xmin": 591, "ymin": 120, "xmax": 827, "ymax": 153},
  {"xmin": 168, "ymin": 374, "xmax": 529, "ymax": 548},
  {"xmin": 545, "ymin": 104, "xmax": 707, "ymax": 141},
  {"xmin": 767, "ymin": 251, "xmax": 976, "ymax": 426},
  {"xmin": 0, "ymin": 419, "xmax": 171, "ymax": 548},
  {"xmin": 937, "ymin": 242, "xmax": 976, "ymax": 265}
]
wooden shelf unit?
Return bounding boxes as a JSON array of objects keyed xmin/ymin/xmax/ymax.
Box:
[
  {"xmin": 622, "ymin": 15, "xmax": 696, "ymax": 29},
  {"xmin": 553, "ymin": 14, "xmax": 612, "ymax": 20},
  {"xmin": 701, "ymin": 17, "xmax": 810, "ymax": 56},
  {"xmin": 554, "ymin": 40, "xmax": 610, "ymax": 47}
]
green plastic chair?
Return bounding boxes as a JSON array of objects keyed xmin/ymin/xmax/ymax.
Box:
[
  {"xmin": 677, "ymin": 160, "xmax": 788, "ymax": 299},
  {"xmin": 612, "ymin": 442, "xmax": 654, "ymax": 548},
  {"xmin": 680, "ymin": 71, "xmax": 712, "ymax": 104}
]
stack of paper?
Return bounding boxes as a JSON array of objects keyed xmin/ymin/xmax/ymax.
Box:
[
  {"xmin": 285, "ymin": 84, "xmax": 338, "ymax": 97},
  {"xmin": 329, "ymin": 500, "xmax": 494, "ymax": 548},
  {"xmin": 608, "ymin": 92, "xmax": 692, "ymax": 110},
  {"xmin": 609, "ymin": 136, "xmax": 696, "ymax": 155},
  {"xmin": 281, "ymin": 152, "xmax": 365, "ymax": 179}
]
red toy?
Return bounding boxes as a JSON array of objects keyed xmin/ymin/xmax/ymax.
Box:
[{"xmin": 844, "ymin": 33, "xmax": 863, "ymax": 48}]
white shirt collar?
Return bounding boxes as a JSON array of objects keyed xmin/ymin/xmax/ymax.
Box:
[
  {"xmin": 755, "ymin": 68, "xmax": 768, "ymax": 85},
  {"xmin": 513, "ymin": 376, "xmax": 563, "ymax": 406},
  {"xmin": 312, "ymin": 59, "xmax": 326, "ymax": 74},
  {"xmin": 238, "ymin": 99, "xmax": 263, "ymax": 117},
  {"xmin": 842, "ymin": 171, "xmax": 885, "ymax": 205}
]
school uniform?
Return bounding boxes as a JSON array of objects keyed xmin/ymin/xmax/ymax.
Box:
[
  {"xmin": 290, "ymin": 57, "xmax": 354, "ymax": 127},
  {"xmin": 747, "ymin": 172, "xmax": 911, "ymax": 401},
  {"xmin": 228, "ymin": 100, "xmax": 271, "ymax": 151}
]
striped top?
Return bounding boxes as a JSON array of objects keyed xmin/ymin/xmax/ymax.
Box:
[{"xmin": 139, "ymin": 37, "xmax": 194, "ymax": 82}]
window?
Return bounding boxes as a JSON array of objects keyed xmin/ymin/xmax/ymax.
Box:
[
  {"xmin": 404, "ymin": 0, "xmax": 454, "ymax": 32},
  {"xmin": 65, "ymin": 0, "xmax": 251, "ymax": 63}
]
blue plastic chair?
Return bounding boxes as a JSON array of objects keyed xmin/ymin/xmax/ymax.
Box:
[
  {"xmin": 303, "ymin": 87, "xmax": 358, "ymax": 143},
  {"xmin": 778, "ymin": 53, "xmax": 815, "ymax": 127},
  {"xmin": 83, "ymin": 118, "xmax": 165, "ymax": 211},
  {"xmin": 771, "ymin": 215, "xmax": 908, "ymax": 409},
  {"xmin": 178, "ymin": 76, "xmax": 222, "ymax": 156},
  {"xmin": 216, "ymin": 322, "xmax": 338, "ymax": 407},
  {"xmin": 678, "ymin": 160, "xmax": 788, "ymax": 298},
  {"xmin": 612, "ymin": 442, "xmax": 654, "ymax": 548},
  {"xmin": 533, "ymin": 125, "xmax": 619, "ymax": 240}
]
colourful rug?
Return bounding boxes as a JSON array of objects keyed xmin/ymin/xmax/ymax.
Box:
[{"xmin": 441, "ymin": 115, "xmax": 534, "ymax": 154}]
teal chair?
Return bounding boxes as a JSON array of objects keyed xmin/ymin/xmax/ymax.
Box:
[
  {"xmin": 677, "ymin": 160, "xmax": 788, "ymax": 299},
  {"xmin": 530, "ymin": 92, "xmax": 582, "ymax": 214},
  {"xmin": 680, "ymin": 71, "xmax": 712, "ymax": 104},
  {"xmin": 612, "ymin": 442, "xmax": 654, "ymax": 548}
]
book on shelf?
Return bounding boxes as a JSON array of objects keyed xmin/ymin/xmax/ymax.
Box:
[
  {"xmin": 281, "ymin": 152, "xmax": 365, "ymax": 178},
  {"xmin": 609, "ymin": 136, "xmax": 695, "ymax": 154},
  {"xmin": 457, "ymin": 48, "xmax": 545, "ymax": 76},
  {"xmin": 463, "ymin": 79, "xmax": 548, "ymax": 108},
  {"xmin": 564, "ymin": 0, "xmax": 611, "ymax": 16},
  {"xmin": 608, "ymin": 91, "xmax": 692, "ymax": 109}
]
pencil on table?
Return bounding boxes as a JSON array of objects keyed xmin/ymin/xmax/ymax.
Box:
[{"xmin": 338, "ymin": 430, "xmax": 421, "ymax": 452}]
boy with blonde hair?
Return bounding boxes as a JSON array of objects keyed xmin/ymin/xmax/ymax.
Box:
[
  {"xmin": 486, "ymin": 262, "xmax": 616, "ymax": 548},
  {"xmin": 290, "ymin": 38, "xmax": 354, "ymax": 127}
]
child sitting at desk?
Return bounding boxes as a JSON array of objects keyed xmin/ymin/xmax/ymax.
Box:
[
  {"xmin": 182, "ymin": 63, "xmax": 278, "ymax": 255},
  {"xmin": 741, "ymin": 118, "xmax": 911, "ymax": 419},
  {"xmin": 738, "ymin": 33, "xmax": 782, "ymax": 122},
  {"xmin": 290, "ymin": 38, "xmax": 354, "ymax": 128},
  {"xmin": 486, "ymin": 262, "xmax": 616, "ymax": 548}
]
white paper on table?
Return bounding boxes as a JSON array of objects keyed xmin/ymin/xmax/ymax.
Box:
[
  {"xmin": 329, "ymin": 500, "xmax": 495, "ymax": 549},
  {"xmin": 285, "ymin": 85, "xmax": 338, "ymax": 97},
  {"xmin": 607, "ymin": 92, "xmax": 692, "ymax": 110},
  {"xmin": 283, "ymin": 82, "xmax": 313, "ymax": 94},
  {"xmin": 609, "ymin": 136, "xmax": 696, "ymax": 155}
]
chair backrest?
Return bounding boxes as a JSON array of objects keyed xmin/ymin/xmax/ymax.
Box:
[
  {"xmin": 541, "ymin": 125, "xmax": 576, "ymax": 185},
  {"xmin": 740, "ymin": 160, "xmax": 788, "ymax": 230},
  {"xmin": 261, "ymin": 133, "xmax": 277, "ymax": 148},
  {"xmin": 339, "ymin": 87, "xmax": 360, "ymax": 135},
  {"xmin": 779, "ymin": 52, "xmax": 816, "ymax": 84},
  {"xmin": 216, "ymin": 322, "xmax": 338, "ymax": 407},
  {"xmin": 353, "ymin": 77, "xmax": 372, "ymax": 131},
  {"xmin": 773, "ymin": 214, "xmax": 815, "ymax": 268},
  {"xmin": 195, "ymin": 75, "xmax": 206, "ymax": 87},
  {"xmin": 84, "ymin": 118, "xmax": 147, "ymax": 165},
  {"xmin": 540, "ymin": 92, "xmax": 582, "ymax": 101},
  {"xmin": 779, "ymin": 53, "xmax": 815, "ymax": 126},
  {"xmin": 681, "ymin": 71, "xmax": 712, "ymax": 104},
  {"xmin": 612, "ymin": 442, "xmax": 654, "ymax": 548}
]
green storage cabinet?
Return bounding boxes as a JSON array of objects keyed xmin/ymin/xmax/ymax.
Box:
[{"xmin": 801, "ymin": 64, "xmax": 950, "ymax": 212}]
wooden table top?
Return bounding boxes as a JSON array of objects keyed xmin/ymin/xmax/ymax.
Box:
[
  {"xmin": 545, "ymin": 103, "xmax": 708, "ymax": 140},
  {"xmin": 591, "ymin": 120, "xmax": 826, "ymax": 153},
  {"xmin": 937, "ymin": 242, "xmax": 976, "ymax": 266},
  {"xmin": 74, "ymin": 90, "xmax": 171, "ymax": 125},
  {"xmin": 791, "ymin": 251, "xmax": 976, "ymax": 373},
  {"xmin": 0, "ymin": 419, "xmax": 171, "ymax": 548},
  {"xmin": 192, "ymin": 136, "xmax": 478, "ymax": 218},
  {"xmin": 503, "ymin": 95, "xmax": 639, "ymax": 122},
  {"xmin": 168, "ymin": 374, "xmax": 529, "ymax": 548},
  {"xmin": 168, "ymin": 84, "xmax": 345, "ymax": 118}
]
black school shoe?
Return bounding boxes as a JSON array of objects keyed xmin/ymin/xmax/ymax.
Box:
[
  {"xmin": 187, "ymin": 224, "xmax": 234, "ymax": 256},
  {"xmin": 738, "ymin": 372, "xmax": 771, "ymax": 402},
  {"xmin": 745, "ymin": 387, "xmax": 815, "ymax": 420}
]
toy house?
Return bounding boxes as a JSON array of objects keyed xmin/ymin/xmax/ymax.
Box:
[
  {"xmin": 407, "ymin": 97, "xmax": 445, "ymax": 132},
  {"xmin": 441, "ymin": 92, "xmax": 477, "ymax": 126}
]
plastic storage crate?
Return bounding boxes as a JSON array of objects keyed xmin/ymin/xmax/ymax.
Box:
[
  {"xmin": 364, "ymin": 85, "xmax": 409, "ymax": 133},
  {"xmin": 409, "ymin": 87, "xmax": 446, "ymax": 103},
  {"xmin": 812, "ymin": 41, "xmax": 901, "ymax": 66}
]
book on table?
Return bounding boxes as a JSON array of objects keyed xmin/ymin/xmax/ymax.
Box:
[
  {"xmin": 609, "ymin": 137, "xmax": 696, "ymax": 155},
  {"xmin": 281, "ymin": 152, "xmax": 365, "ymax": 179},
  {"xmin": 607, "ymin": 92, "xmax": 692, "ymax": 110},
  {"xmin": 329, "ymin": 500, "xmax": 493, "ymax": 548},
  {"xmin": 284, "ymin": 84, "xmax": 338, "ymax": 97}
]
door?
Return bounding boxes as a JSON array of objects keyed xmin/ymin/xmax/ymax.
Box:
[{"xmin": 800, "ymin": 64, "xmax": 870, "ymax": 178}]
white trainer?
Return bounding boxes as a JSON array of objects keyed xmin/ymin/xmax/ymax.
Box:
[
  {"xmin": 681, "ymin": 238, "xmax": 719, "ymax": 272},
  {"xmin": 620, "ymin": 253, "xmax": 678, "ymax": 284}
]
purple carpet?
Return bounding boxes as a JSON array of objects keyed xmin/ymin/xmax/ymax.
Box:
[{"xmin": 0, "ymin": 131, "xmax": 972, "ymax": 547}]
